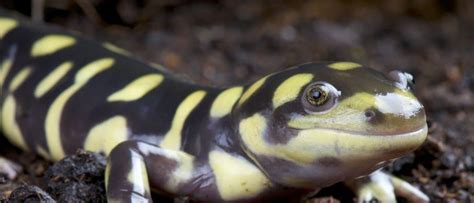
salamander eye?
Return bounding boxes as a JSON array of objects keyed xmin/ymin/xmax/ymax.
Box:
[
  {"xmin": 302, "ymin": 82, "xmax": 340, "ymax": 113},
  {"xmin": 306, "ymin": 84, "xmax": 329, "ymax": 105}
]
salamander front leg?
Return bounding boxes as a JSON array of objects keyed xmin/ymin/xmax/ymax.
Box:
[
  {"xmin": 350, "ymin": 170, "xmax": 429, "ymax": 203},
  {"xmin": 106, "ymin": 140, "xmax": 199, "ymax": 202},
  {"xmin": 0, "ymin": 157, "xmax": 22, "ymax": 181}
]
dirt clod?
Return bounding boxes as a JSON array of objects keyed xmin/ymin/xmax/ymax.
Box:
[
  {"xmin": 44, "ymin": 150, "xmax": 106, "ymax": 202},
  {"xmin": 8, "ymin": 185, "xmax": 55, "ymax": 203}
]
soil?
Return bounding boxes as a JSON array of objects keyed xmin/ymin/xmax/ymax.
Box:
[{"xmin": 0, "ymin": 0, "xmax": 472, "ymax": 202}]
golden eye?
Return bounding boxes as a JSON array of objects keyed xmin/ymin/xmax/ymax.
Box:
[
  {"xmin": 306, "ymin": 84, "xmax": 329, "ymax": 106},
  {"xmin": 302, "ymin": 82, "xmax": 340, "ymax": 113}
]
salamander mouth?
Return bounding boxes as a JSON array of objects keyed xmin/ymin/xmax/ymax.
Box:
[
  {"xmin": 289, "ymin": 122, "xmax": 427, "ymax": 137},
  {"xmin": 292, "ymin": 125, "xmax": 428, "ymax": 157},
  {"xmin": 358, "ymin": 124, "xmax": 428, "ymax": 139},
  {"xmin": 339, "ymin": 125, "xmax": 429, "ymax": 159}
]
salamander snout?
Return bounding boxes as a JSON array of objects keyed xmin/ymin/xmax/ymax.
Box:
[{"xmin": 387, "ymin": 70, "xmax": 415, "ymax": 90}]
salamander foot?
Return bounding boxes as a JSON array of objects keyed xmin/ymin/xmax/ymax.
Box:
[
  {"xmin": 0, "ymin": 157, "xmax": 22, "ymax": 181},
  {"xmin": 352, "ymin": 170, "xmax": 429, "ymax": 203}
]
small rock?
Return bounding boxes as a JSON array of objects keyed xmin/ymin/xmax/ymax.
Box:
[
  {"xmin": 441, "ymin": 153, "xmax": 457, "ymax": 168},
  {"xmin": 464, "ymin": 156, "xmax": 474, "ymax": 171}
]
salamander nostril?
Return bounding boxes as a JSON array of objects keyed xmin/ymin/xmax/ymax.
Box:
[
  {"xmin": 364, "ymin": 108, "xmax": 385, "ymax": 124},
  {"xmin": 365, "ymin": 110, "xmax": 376, "ymax": 120}
]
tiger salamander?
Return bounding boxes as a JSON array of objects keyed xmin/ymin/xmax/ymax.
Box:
[{"xmin": 0, "ymin": 10, "xmax": 429, "ymax": 202}]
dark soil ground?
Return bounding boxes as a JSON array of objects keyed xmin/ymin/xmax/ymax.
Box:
[{"xmin": 0, "ymin": 0, "xmax": 473, "ymax": 202}]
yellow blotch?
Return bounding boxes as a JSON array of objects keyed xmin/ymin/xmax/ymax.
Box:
[
  {"xmin": 160, "ymin": 90, "xmax": 206, "ymax": 150},
  {"xmin": 2, "ymin": 95, "xmax": 28, "ymax": 150},
  {"xmin": 103, "ymin": 42, "xmax": 131, "ymax": 56},
  {"xmin": 209, "ymin": 150, "xmax": 271, "ymax": 201},
  {"xmin": 239, "ymin": 113, "xmax": 272, "ymax": 158},
  {"xmin": 328, "ymin": 62, "xmax": 362, "ymax": 71},
  {"xmin": 210, "ymin": 86, "xmax": 243, "ymax": 118},
  {"xmin": 35, "ymin": 61, "xmax": 73, "ymax": 98},
  {"xmin": 0, "ymin": 18, "xmax": 18, "ymax": 38},
  {"xmin": 84, "ymin": 116, "xmax": 129, "ymax": 155},
  {"xmin": 237, "ymin": 76, "xmax": 267, "ymax": 107},
  {"xmin": 272, "ymin": 73, "xmax": 313, "ymax": 109},
  {"xmin": 46, "ymin": 58, "xmax": 115, "ymax": 160},
  {"xmin": 287, "ymin": 92, "xmax": 376, "ymax": 130},
  {"xmin": 164, "ymin": 151, "xmax": 195, "ymax": 192},
  {"xmin": 340, "ymin": 92, "xmax": 376, "ymax": 110},
  {"xmin": 8, "ymin": 67, "xmax": 32, "ymax": 92},
  {"xmin": 31, "ymin": 35, "xmax": 76, "ymax": 57},
  {"xmin": 0, "ymin": 59, "xmax": 13, "ymax": 89},
  {"xmin": 107, "ymin": 74, "xmax": 164, "ymax": 102}
]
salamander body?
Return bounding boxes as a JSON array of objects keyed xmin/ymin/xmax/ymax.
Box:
[{"xmin": 0, "ymin": 10, "xmax": 429, "ymax": 202}]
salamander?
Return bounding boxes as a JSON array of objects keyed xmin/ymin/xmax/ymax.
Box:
[{"xmin": 0, "ymin": 10, "xmax": 429, "ymax": 202}]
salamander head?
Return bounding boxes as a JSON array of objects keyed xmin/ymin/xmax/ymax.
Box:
[{"xmin": 234, "ymin": 62, "xmax": 427, "ymax": 189}]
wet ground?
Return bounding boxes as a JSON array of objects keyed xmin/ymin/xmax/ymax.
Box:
[{"xmin": 0, "ymin": 0, "xmax": 473, "ymax": 202}]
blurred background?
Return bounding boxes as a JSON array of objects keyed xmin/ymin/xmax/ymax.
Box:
[{"xmin": 0, "ymin": 0, "xmax": 473, "ymax": 202}]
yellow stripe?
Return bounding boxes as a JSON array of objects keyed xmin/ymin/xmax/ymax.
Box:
[
  {"xmin": 209, "ymin": 150, "xmax": 271, "ymax": 201},
  {"xmin": 74, "ymin": 58, "xmax": 115, "ymax": 82},
  {"xmin": 237, "ymin": 76, "xmax": 267, "ymax": 107},
  {"xmin": 84, "ymin": 116, "xmax": 129, "ymax": 155},
  {"xmin": 287, "ymin": 92, "xmax": 375, "ymax": 131},
  {"xmin": 105, "ymin": 163, "xmax": 111, "ymax": 192},
  {"xmin": 0, "ymin": 18, "xmax": 18, "ymax": 39},
  {"xmin": 0, "ymin": 59, "xmax": 13, "ymax": 89},
  {"xmin": 210, "ymin": 86, "xmax": 243, "ymax": 118},
  {"xmin": 328, "ymin": 62, "xmax": 361, "ymax": 70},
  {"xmin": 127, "ymin": 151, "xmax": 150, "ymax": 196},
  {"xmin": 45, "ymin": 58, "xmax": 115, "ymax": 160},
  {"xmin": 8, "ymin": 67, "xmax": 32, "ymax": 92},
  {"xmin": 240, "ymin": 113, "xmax": 427, "ymax": 166},
  {"xmin": 160, "ymin": 90, "xmax": 206, "ymax": 150},
  {"xmin": 149, "ymin": 63, "xmax": 169, "ymax": 72},
  {"xmin": 31, "ymin": 35, "xmax": 76, "ymax": 57},
  {"xmin": 2, "ymin": 95, "xmax": 28, "ymax": 150},
  {"xmin": 35, "ymin": 61, "xmax": 74, "ymax": 98},
  {"xmin": 272, "ymin": 73, "xmax": 313, "ymax": 109},
  {"xmin": 107, "ymin": 74, "xmax": 164, "ymax": 102},
  {"xmin": 103, "ymin": 42, "xmax": 131, "ymax": 56},
  {"xmin": 36, "ymin": 146, "xmax": 51, "ymax": 160},
  {"xmin": 239, "ymin": 113, "xmax": 269, "ymax": 156}
]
